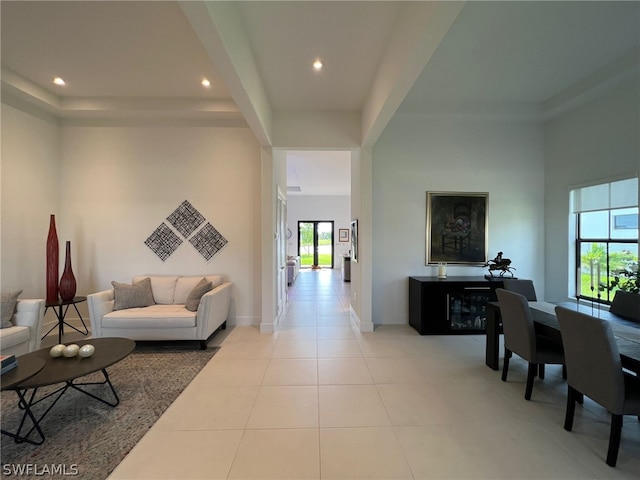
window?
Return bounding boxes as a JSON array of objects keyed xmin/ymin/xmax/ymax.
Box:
[{"xmin": 571, "ymin": 177, "xmax": 638, "ymax": 303}]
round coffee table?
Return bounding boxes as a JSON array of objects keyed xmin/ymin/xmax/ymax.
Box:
[{"xmin": 7, "ymin": 337, "xmax": 135, "ymax": 443}]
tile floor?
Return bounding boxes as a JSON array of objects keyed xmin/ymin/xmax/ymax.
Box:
[{"xmin": 89, "ymin": 269, "xmax": 638, "ymax": 479}]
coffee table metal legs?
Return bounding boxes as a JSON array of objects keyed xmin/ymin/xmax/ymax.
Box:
[
  {"xmin": 69, "ymin": 368, "xmax": 120, "ymax": 407},
  {"xmin": 1, "ymin": 389, "xmax": 46, "ymax": 445},
  {"xmin": 6, "ymin": 368, "xmax": 120, "ymax": 444}
]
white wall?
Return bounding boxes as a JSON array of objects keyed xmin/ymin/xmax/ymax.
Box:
[
  {"xmin": 544, "ymin": 79, "xmax": 640, "ymax": 303},
  {"xmin": 58, "ymin": 125, "xmax": 262, "ymax": 325},
  {"xmin": 286, "ymin": 195, "xmax": 351, "ymax": 269},
  {"xmin": 372, "ymin": 114, "xmax": 545, "ymax": 324},
  {"xmin": 1, "ymin": 105, "xmax": 264, "ymax": 326},
  {"xmin": 1, "ymin": 104, "xmax": 60, "ymax": 296}
]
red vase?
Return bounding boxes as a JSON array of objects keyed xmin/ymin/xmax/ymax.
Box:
[
  {"xmin": 46, "ymin": 214, "xmax": 59, "ymax": 303},
  {"xmin": 59, "ymin": 241, "xmax": 77, "ymax": 301}
]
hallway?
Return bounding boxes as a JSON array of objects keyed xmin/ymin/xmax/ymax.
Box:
[{"xmin": 110, "ymin": 268, "xmax": 640, "ymax": 479}]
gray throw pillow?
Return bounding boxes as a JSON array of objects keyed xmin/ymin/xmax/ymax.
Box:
[
  {"xmin": 1, "ymin": 290, "xmax": 22, "ymax": 328},
  {"xmin": 111, "ymin": 278, "xmax": 155, "ymax": 311},
  {"xmin": 185, "ymin": 278, "xmax": 213, "ymax": 312}
]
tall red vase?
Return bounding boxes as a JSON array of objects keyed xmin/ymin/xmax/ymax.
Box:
[
  {"xmin": 46, "ymin": 214, "xmax": 59, "ymax": 303},
  {"xmin": 59, "ymin": 241, "xmax": 77, "ymax": 302}
]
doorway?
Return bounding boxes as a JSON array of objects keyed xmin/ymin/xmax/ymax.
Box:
[{"xmin": 298, "ymin": 221, "xmax": 334, "ymax": 268}]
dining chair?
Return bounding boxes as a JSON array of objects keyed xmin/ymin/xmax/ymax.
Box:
[
  {"xmin": 502, "ymin": 278, "xmax": 537, "ymax": 301},
  {"xmin": 495, "ymin": 289, "xmax": 565, "ymax": 400},
  {"xmin": 555, "ymin": 306, "xmax": 640, "ymax": 467},
  {"xmin": 609, "ymin": 291, "xmax": 640, "ymax": 322}
]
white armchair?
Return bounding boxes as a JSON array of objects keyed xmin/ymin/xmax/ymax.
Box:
[{"xmin": 0, "ymin": 299, "xmax": 45, "ymax": 357}]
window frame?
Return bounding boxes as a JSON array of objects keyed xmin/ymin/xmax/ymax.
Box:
[
  {"xmin": 571, "ymin": 176, "xmax": 638, "ymax": 305},
  {"xmin": 574, "ymin": 213, "xmax": 638, "ymax": 304}
]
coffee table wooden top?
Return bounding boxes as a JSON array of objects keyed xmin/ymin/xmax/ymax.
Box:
[
  {"xmin": 16, "ymin": 337, "xmax": 135, "ymax": 389},
  {"xmin": 0, "ymin": 356, "xmax": 45, "ymax": 391}
]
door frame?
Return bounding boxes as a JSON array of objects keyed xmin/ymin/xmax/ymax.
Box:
[{"xmin": 298, "ymin": 220, "xmax": 335, "ymax": 268}]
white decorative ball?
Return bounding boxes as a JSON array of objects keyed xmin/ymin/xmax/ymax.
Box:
[
  {"xmin": 78, "ymin": 344, "xmax": 95, "ymax": 358},
  {"xmin": 50, "ymin": 344, "xmax": 66, "ymax": 358},
  {"xmin": 63, "ymin": 344, "xmax": 80, "ymax": 358}
]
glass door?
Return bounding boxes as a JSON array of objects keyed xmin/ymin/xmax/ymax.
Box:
[{"xmin": 298, "ymin": 221, "xmax": 334, "ymax": 268}]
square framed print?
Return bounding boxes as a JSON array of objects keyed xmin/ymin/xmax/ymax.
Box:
[
  {"xmin": 426, "ymin": 192, "xmax": 488, "ymax": 265},
  {"xmin": 339, "ymin": 228, "xmax": 349, "ymax": 242}
]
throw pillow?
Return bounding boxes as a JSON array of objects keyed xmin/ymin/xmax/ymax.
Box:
[
  {"xmin": 185, "ymin": 278, "xmax": 213, "ymax": 312},
  {"xmin": 111, "ymin": 278, "xmax": 155, "ymax": 311},
  {"xmin": 1, "ymin": 290, "xmax": 22, "ymax": 328}
]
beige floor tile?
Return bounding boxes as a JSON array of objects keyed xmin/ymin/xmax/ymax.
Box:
[
  {"xmin": 246, "ymin": 385, "xmax": 319, "ymax": 428},
  {"xmin": 228, "ymin": 429, "xmax": 320, "ymax": 479},
  {"xmin": 108, "ymin": 429, "xmax": 243, "ymax": 480},
  {"xmin": 320, "ymin": 427, "xmax": 413, "ymax": 479},
  {"xmin": 377, "ymin": 383, "xmax": 463, "ymax": 426},
  {"xmin": 272, "ymin": 338, "xmax": 318, "ymax": 358},
  {"xmin": 262, "ymin": 358, "xmax": 318, "ymax": 385},
  {"xmin": 317, "ymin": 325, "xmax": 356, "ymax": 340},
  {"xmin": 319, "ymin": 385, "xmax": 390, "ymax": 427},
  {"xmin": 318, "ymin": 357, "xmax": 373, "ymax": 385},
  {"xmin": 214, "ymin": 338, "xmax": 276, "ymax": 358},
  {"xmin": 154, "ymin": 386, "xmax": 258, "ymax": 430},
  {"xmin": 317, "ymin": 339, "xmax": 363, "ymax": 357},
  {"xmin": 366, "ymin": 356, "xmax": 427, "ymax": 384},
  {"xmin": 106, "ymin": 271, "xmax": 640, "ymax": 480},
  {"xmin": 190, "ymin": 357, "xmax": 268, "ymax": 386},
  {"xmin": 218, "ymin": 325, "xmax": 264, "ymax": 344},
  {"xmin": 316, "ymin": 314, "xmax": 352, "ymax": 326},
  {"xmin": 394, "ymin": 425, "xmax": 504, "ymax": 479},
  {"xmin": 358, "ymin": 337, "xmax": 409, "ymax": 357},
  {"xmin": 276, "ymin": 325, "xmax": 317, "ymax": 340}
]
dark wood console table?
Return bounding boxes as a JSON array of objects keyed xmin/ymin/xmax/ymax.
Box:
[{"xmin": 409, "ymin": 276, "xmax": 504, "ymax": 335}]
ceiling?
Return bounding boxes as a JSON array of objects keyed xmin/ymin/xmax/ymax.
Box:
[{"xmin": 2, "ymin": 1, "xmax": 638, "ymax": 196}]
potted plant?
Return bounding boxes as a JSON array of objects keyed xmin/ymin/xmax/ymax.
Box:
[{"xmin": 608, "ymin": 262, "xmax": 639, "ymax": 295}]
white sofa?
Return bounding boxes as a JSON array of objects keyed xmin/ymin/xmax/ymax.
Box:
[
  {"xmin": 87, "ymin": 275, "xmax": 232, "ymax": 349},
  {"xmin": 0, "ymin": 299, "xmax": 45, "ymax": 357},
  {"xmin": 287, "ymin": 256, "xmax": 300, "ymax": 285}
]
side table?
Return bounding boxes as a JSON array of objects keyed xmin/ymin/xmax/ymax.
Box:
[
  {"xmin": 1, "ymin": 356, "xmax": 46, "ymax": 445},
  {"xmin": 42, "ymin": 296, "xmax": 89, "ymax": 344}
]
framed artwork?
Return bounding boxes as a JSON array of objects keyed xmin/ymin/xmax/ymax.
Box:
[
  {"xmin": 426, "ymin": 192, "xmax": 488, "ymax": 265},
  {"xmin": 350, "ymin": 220, "xmax": 358, "ymax": 263},
  {"xmin": 339, "ymin": 228, "xmax": 349, "ymax": 242}
]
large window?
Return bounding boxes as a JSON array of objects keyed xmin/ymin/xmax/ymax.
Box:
[{"xmin": 572, "ymin": 177, "xmax": 638, "ymax": 303}]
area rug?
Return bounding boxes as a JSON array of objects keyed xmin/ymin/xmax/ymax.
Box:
[{"xmin": 1, "ymin": 342, "xmax": 219, "ymax": 480}]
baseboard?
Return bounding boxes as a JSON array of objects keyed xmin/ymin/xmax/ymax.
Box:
[{"xmin": 351, "ymin": 306, "xmax": 373, "ymax": 333}]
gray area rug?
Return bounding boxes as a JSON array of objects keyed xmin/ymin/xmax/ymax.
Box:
[{"xmin": 1, "ymin": 342, "xmax": 219, "ymax": 480}]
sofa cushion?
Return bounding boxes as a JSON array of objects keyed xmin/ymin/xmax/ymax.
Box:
[
  {"xmin": 133, "ymin": 275, "xmax": 178, "ymax": 305},
  {"xmin": 1, "ymin": 290, "xmax": 22, "ymax": 328},
  {"xmin": 112, "ymin": 278, "xmax": 155, "ymax": 311},
  {"xmin": 174, "ymin": 275, "xmax": 223, "ymax": 304},
  {"xmin": 102, "ymin": 305, "xmax": 196, "ymax": 329},
  {"xmin": 0, "ymin": 325, "xmax": 30, "ymax": 348},
  {"xmin": 185, "ymin": 278, "xmax": 213, "ymax": 312}
]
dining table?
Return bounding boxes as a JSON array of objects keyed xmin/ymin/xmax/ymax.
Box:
[{"xmin": 485, "ymin": 300, "xmax": 640, "ymax": 374}]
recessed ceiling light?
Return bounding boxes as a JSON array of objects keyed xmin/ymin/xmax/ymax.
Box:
[
  {"xmin": 313, "ymin": 59, "xmax": 323, "ymax": 71},
  {"xmin": 53, "ymin": 77, "xmax": 66, "ymax": 86},
  {"xmin": 201, "ymin": 78, "xmax": 211, "ymax": 87}
]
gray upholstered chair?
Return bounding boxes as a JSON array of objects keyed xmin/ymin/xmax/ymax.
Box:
[
  {"xmin": 555, "ymin": 306, "xmax": 640, "ymax": 467},
  {"xmin": 609, "ymin": 291, "xmax": 640, "ymax": 322},
  {"xmin": 502, "ymin": 279, "xmax": 537, "ymax": 301},
  {"xmin": 496, "ymin": 289, "xmax": 564, "ymax": 400}
]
